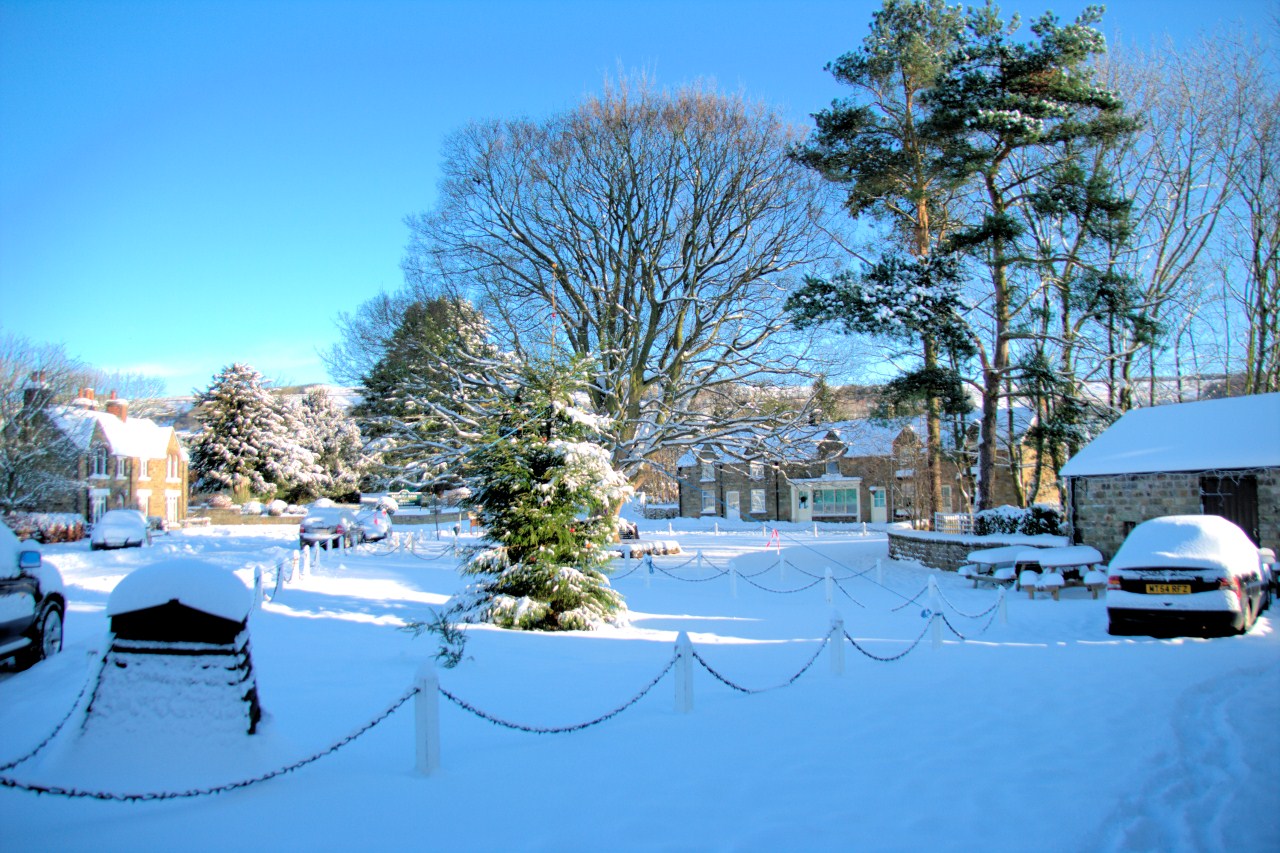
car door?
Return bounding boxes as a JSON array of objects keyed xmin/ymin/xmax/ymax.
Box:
[{"xmin": 0, "ymin": 572, "xmax": 39, "ymax": 645}]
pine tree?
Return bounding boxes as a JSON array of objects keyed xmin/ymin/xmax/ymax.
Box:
[
  {"xmin": 444, "ymin": 356, "xmax": 631, "ymax": 632},
  {"xmin": 297, "ymin": 387, "xmax": 365, "ymax": 500},
  {"xmin": 190, "ymin": 363, "xmax": 313, "ymax": 499}
]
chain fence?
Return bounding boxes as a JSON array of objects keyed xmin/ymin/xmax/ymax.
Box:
[
  {"xmin": 938, "ymin": 608, "xmax": 1000, "ymax": 640},
  {"xmin": 690, "ymin": 638, "xmax": 829, "ymax": 694},
  {"xmin": 0, "ymin": 686, "xmax": 419, "ymax": 802},
  {"xmin": 737, "ymin": 574, "xmax": 824, "ymax": 595},
  {"xmin": 438, "ymin": 653, "xmax": 677, "ymax": 734},
  {"xmin": 843, "ymin": 616, "xmax": 935, "ymax": 663}
]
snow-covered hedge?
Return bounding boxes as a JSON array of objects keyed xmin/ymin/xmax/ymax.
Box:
[
  {"xmin": 241, "ymin": 500, "xmax": 264, "ymax": 516},
  {"xmin": 207, "ymin": 494, "xmax": 234, "ymax": 509},
  {"xmin": 4, "ymin": 512, "xmax": 86, "ymax": 543},
  {"xmin": 973, "ymin": 504, "xmax": 1064, "ymax": 537},
  {"xmin": 267, "ymin": 499, "xmax": 288, "ymax": 516}
]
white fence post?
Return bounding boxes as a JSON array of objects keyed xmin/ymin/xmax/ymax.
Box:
[
  {"xmin": 696, "ymin": 550, "xmax": 703, "ymax": 571},
  {"xmin": 729, "ymin": 564, "xmax": 738, "ymax": 599},
  {"xmin": 829, "ymin": 613, "xmax": 845, "ymax": 676},
  {"xmin": 674, "ymin": 631, "xmax": 693, "ymax": 714},
  {"xmin": 777, "ymin": 549, "xmax": 786, "ymax": 581},
  {"xmin": 645, "ymin": 554, "xmax": 653, "ymax": 589},
  {"xmin": 824, "ymin": 567, "xmax": 834, "ymax": 604},
  {"xmin": 253, "ymin": 564, "xmax": 263, "ymax": 608},
  {"xmin": 813, "ymin": 523, "xmax": 819, "ymax": 538},
  {"xmin": 313, "ymin": 542, "xmax": 321, "ymax": 568},
  {"xmin": 714, "ymin": 522, "xmax": 719, "ymax": 537},
  {"xmin": 293, "ymin": 551, "xmax": 301, "ymax": 579},
  {"xmin": 274, "ymin": 561, "xmax": 284, "ymax": 599},
  {"xmin": 415, "ymin": 663, "xmax": 441, "ymax": 775},
  {"xmin": 929, "ymin": 576, "xmax": 942, "ymax": 650},
  {"xmin": 998, "ymin": 586, "xmax": 1008, "ymax": 625},
  {"xmin": 861, "ymin": 522, "xmax": 867, "ymax": 537},
  {"xmin": 668, "ymin": 521, "xmax": 674, "ymax": 536},
  {"xmin": 301, "ymin": 546, "xmax": 311, "ymax": 577}
]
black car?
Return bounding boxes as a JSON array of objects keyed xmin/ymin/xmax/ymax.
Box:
[{"xmin": 0, "ymin": 521, "xmax": 65, "ymax": 670}]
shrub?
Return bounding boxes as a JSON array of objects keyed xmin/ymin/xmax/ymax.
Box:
[
  {"xmin": 1022, "ymin": 504, "xmax": 1065, "ymax": 536},
  {"xmin": 973, "ymin": 504, "xmax": 1065, "ymax": 537},
  {"xmin": 208, "ymin": 494, "xmax": 234, "ymax": 509}
]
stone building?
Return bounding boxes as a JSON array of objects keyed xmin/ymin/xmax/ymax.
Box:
[{"xmin": 1059, "ymin": 393, "xmax": 1280, "ymax": 558}]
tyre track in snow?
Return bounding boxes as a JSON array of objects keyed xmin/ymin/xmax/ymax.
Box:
[{"xmin": 1096, "ymin": 659, "xmax": 1280, "ymax": 852}]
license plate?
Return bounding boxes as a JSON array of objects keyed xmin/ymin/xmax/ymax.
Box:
[{"xmin": 1146, "ymin": 583, "xmax": 1192, "ymax": 595}]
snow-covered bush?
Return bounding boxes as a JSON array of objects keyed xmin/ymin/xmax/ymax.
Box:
[
  {"xmin": 240, "ymin": 500, "xmax": 264, "ymax": 516},
  {"xmin": 973, "ymin": 504, "xmax": 1064, "ymax": 536},
  {"xmin": 267, "ymin": 499, "xmax": 288, "ymax": 516},
  {"xmin": 375, "ymin": 495, "xmax": 399, "ymax": 513},
  {"xmin": 207, "ymin": 494, "xmax": 234, "ymax": 509}
]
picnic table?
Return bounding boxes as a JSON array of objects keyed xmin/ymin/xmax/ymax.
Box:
[
  {"xmin": 959, "ymin": 545, "xmax": 1044, "ymax": 588},
  {"xmin": 1014, "ymin": 545, "xmax": 1106, "ymax": 600}
]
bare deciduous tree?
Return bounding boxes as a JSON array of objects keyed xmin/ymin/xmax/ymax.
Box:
[{"xmin": 401, "ymin": 78, "xmax": 832, "ymax": 481}]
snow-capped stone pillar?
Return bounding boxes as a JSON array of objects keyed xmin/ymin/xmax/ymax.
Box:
[
  {"xmin": 829, "ymin": 613, "xmax": 845, "ymax": 676},
  {"xmin": 824, "ymin": 567, "xmax": 834, "ymax": 604},
  {"xmin": 415, "ymin": 662, "xmax": 441, "ymax": 775},
  {"xmin": 928, "ymin": 577, "xmax": 942, "ymax": 650},
  {"xmin": 674, "ymin": 631, "xmax": 693, "ymax": 714}
]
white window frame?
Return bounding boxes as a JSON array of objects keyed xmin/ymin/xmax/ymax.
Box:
[
  {"xmin": 166, "ymin": 454, "xmax": 180, "ymax": 481},
  {"xmin": 700, "ymin": 489, "xmax": 717, "ymax": 515},
  {"xmin": 115, "ymin": 455, "xmax": 127, "ymax": 479},
  {"xmin": 165, "ymin": 489, "xmax": 181, "ymax": 523},
  {"xmin": 90, "ymin": 446, "xmax": 109, "ymax": 478},
  {"xmin": 750, "ymin": 488, "xmax": 766, "ymax": 514},
  {"xmin": 90, "ymin": 488, "xmax": 109, "ymax": 523},
  {"xmin": 749, "ymin": 461, "xmax": 764, "ymax": 480},
  {"xmin": 700, "ymin": 462, "xmax": 715, "ymax": 482}
]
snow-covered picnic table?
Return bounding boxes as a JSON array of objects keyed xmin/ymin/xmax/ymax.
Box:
[
  {"xmin": 1013, "ymin": 545, "xmax": 1107, "ymax": 600},
  {"xmin": 959, "ymin": 545, "xmax": 1043, "ymax": 588}
]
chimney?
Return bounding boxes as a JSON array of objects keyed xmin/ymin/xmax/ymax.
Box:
[
  {"xmin": 22, "ymin": 371, "xmax": 52, "ymax": 409},
  {"xmin": 106, "ymin": 391, "xmax": 128, "ymax": 422},
  {"xmin": 81, "ymin": 387, "xmax": 95, "ymax": 401}
]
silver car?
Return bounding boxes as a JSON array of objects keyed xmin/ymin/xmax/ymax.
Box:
[
  {"xmin": 356, "ymin": 508, "xmax": 393, "ymax": 542},
  {"xmin": 300, "ymin": 506, "xmax": 362, "ymax": 549},
  {"xmin": 90, "ymin": 509, "xmax": 151, "ymax": 550}
]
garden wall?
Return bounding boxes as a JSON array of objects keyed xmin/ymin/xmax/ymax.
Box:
[{"xmin": 887, "ymin": 528, "xmax": 1069, "ymax": 572}]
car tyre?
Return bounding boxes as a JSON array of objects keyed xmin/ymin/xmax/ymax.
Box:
[{"xmin": 18, "ymin": 604, "xmax": 63, "ymax": 670}]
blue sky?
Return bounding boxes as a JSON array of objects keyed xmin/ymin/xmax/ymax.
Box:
[{"xmin": 1, "ymin": 0, "xmax": 1274, "ymax": 397}]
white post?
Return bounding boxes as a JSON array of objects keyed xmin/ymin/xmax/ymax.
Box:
[
  {"xmin": 274, "ymin": 561, "xmax": 284, "ymax": 599},
  {"xmin": 279, "ymin": 557, "xmax": 289, "ymax": 585},
  {"xmin": 825, "ymin": 567, "xmax": 834, "ymax": 604},
  {"xmin": 301, "ymin": 546, "xmax": 311, "ymax": 577},
  {"xmin": 777, "ymin": 548, "xmax": 785, "ymax": 581},
  {"xmin": 862, "ymin": 522, "xmax": 867, "ymax": 537},
  {"xmin": 645, "ymin": 554, "xmax": 652, "ymax": 589},
  {"xmin": 998, "ymin": 586, "xmax": 1008, "ymax": 625},
  {"xmin": 714, "ymin": 522, "xmax": 719, "ymax": 537},
  {"xmin": 876, "ymin": 558, "xmax": 883, "ymax": 586},
  {"xmin": 253, "ymin": 564, "xmax": 263, "ymax": 608},
  {"xmin": 730, "ymin": 564, "xmax": 738, "ymax": 598},
  {"xmin": 829, "ymin": 613, "xmax": 845, "ymax": 676},
  {"xmin": 696, "ymin": 550, "xmax": 703, "ymax": 571},
  {"xmin": 813, "ymin": 523, "xmax": 819, "ymax": 538},
  {"xmin": 414, "ymin": 663, "xmax": 441, "ymax": 775},
  {"xmin": 313, "ymin": 542, "xmax": 321, "ymax": 568},
  {"xmin": 929, "ymin": 576, "xmax": 942, "ymax": 650},
  {"xmin": 668, "ymin": 521, "xmax": 673, "ymax": 536},
  {"xmin": 762, "ymin": 522, "xmax": 767, "ymax": 538},
  {"xmin": 293, "ymin": 551, "xmax": 301, "ymax": 579},
  {"xmin": 674, "ymin": 631, "xmax": 693, "ymax": 714}
]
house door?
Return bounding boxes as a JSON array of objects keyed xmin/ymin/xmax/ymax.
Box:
[
  {"xmin": 1201, "ymin": 475, "xmax": 1260, "ymax": 545},
  {"xmin": 870, "ymin": 488, "xmax": 888, "ymax": 524},
  {"xmin": 794, "ymin": 487, "xmax": 812, "ymax": 522},
  {"xmin": 726, "ymin": 491, "xmax": 740, "ymax": 519}
]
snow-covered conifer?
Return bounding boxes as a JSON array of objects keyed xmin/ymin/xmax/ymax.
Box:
[{"xmin": 445, "ymin": 356, "xmax": 630, "ymax": 632}]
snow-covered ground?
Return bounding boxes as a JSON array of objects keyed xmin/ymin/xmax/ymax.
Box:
[{"xmin": 2, "ymin": 518, "xmax": 1277, "ymax": 852}]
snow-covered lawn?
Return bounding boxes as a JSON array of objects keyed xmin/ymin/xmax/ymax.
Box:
[{"xmin": 2, "ymin": 520, "xmax": 1277, "ymax": 852}]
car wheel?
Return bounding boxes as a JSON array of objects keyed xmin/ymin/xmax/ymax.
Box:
[{"xmin": 18, "ymin": 604, "xmax": 63, "ymax": 669}]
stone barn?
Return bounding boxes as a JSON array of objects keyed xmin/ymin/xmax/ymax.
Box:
[{"xmin": 1059, "ymin": 393, "xmax": 1280, "ymax": 559}]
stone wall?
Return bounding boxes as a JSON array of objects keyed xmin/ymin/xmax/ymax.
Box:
[
  {"xmin": 887, "ymin": 529, "xmax": 1068, "ymax": 572},
  {"xmin": 1067, "ymin": 468, "xmax": 1279, "ymax": 559}
]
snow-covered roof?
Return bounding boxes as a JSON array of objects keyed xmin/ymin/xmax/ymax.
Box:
[
  {"xmin": 1109, "ymin": 515, "xmax": 1261, "ymax": 573},
  {"xmin": 1059, "ymin": 393, "xmax": 1280, "ymax": 477},
  {"xmin": 107, "ymin": 558, "xmax": 253, "ymax": 622},
  {"xmin": 52, "ymin": 405, "xmax": 180, "ymax": 460}
]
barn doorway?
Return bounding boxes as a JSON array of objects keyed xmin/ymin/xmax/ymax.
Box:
[{"xmin": 1201, "ymin": 474, "xmax": 1260, "ymax": 545}]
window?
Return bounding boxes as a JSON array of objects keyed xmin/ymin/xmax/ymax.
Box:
[
  {"xmin": 812, "ymin": 487, "xmax": 859, "ymax": 517},
  {"xmin": 726, "ymin": 491, "xmax": 740, "ymax": 516},
  {"xmin": 825, "ymin": 461, "xmax": 839, "ymax": 477},
  {"xmin": 749, "ymin": 461, "xmax": 764, "ymax": 480},
  {"xmin": 90, "ymin": 446, "xmax": 109, "ymax": 478},
  {"xmin": 700, "ymin": 489, "xmax": 717, "ymax": 515},
  {"xmin": 750, "ymin": 489, "xmax": 766, "ymax": 514},
  {"xmin": 872, "ymin": 489, "xmax": 887, "ymax": 509},
  {"xmin": 700, "ymin": 462, "xmax": 715, "ymax": 482},
  {"xmin": 166, "ymin": 454, "xmax": 180, "ymax": 480},
  {"xmin": 115, "ymin": 455, "xmax": 127, "ymax": 479},
  {"xmin": 940, "ymin": 485, "xmax": 953, "ymax": 514}
]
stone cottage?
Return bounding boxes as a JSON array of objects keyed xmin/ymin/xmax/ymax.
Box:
[{"xmin": 1059, "ymin": 392, "xmax": 1280, "ymax": 558}]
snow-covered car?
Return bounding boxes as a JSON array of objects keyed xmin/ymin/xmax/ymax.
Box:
[
  {"xmin": 0, "ymin": 520, "xmax": 65, "ymax": 670},
  {"xmin": 299, "ymin": 506, "xmax": 362, "ymax": 549},
  {"xmin": 356, "ymin": 508, "xmax": 393, "ymax": 542},
  {"xmin": 90, "ymin": 509, "xmax": 152, "ymax": 550},
  {"xmin": 1106, "ymin": 515, "xmax": 1268, "ymax": 637}
]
